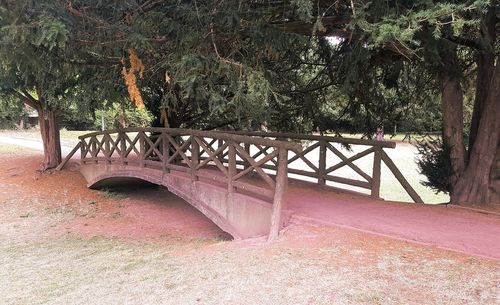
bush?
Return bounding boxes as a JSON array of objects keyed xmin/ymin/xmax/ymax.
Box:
[
  {"xmin": 95, "ymin": 103, "xmax": 153, "ymax": 130},
  {"xmin": 416, "ymin": 138, "xmax": 452, "ymax": 194},
  {"xmin": 59, "ymin": 109, "xmax": 95, "ymax": 130},
  {"xmin": 0, "ymin": 99, "xmax": 26, "ymax": 129}
]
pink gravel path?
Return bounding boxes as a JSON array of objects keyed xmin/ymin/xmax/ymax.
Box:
[{"xmin": 285, "ymin": 180, "xmax": 500, "ymax": 260}]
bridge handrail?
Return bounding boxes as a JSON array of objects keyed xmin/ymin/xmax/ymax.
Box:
[
  {"xmin": 222, "ymin": 130, "xmax": 397, "ymax": 148},
  {"xmin": 78, "ymin": 128, "xmax": 303, "ymax": 153},
  {"xmin": 223, "ymin": 130, "xmax": 422, "ymax": 204}
]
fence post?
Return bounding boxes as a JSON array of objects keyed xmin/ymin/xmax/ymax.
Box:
[
  {"xmin": 218, "ymin": 139, "xmax": 225, "ymax": 163},
  {"xmin": 371, "ymin": 146, "xmax": 382, "ymax": 199},
  {"xmin": 243, "ymin": 143, "xmax": 251, "ymax": 170},
  {"xmin": 191, "ymin": 135, "xmax": 199, "ymax": 181},
  {"xmin": 139, "ymin": 132, "xmax": 145, "ymax": 167},
  {"xmin": 268, "ymin": 148, "xmax": 288, "ymax": 241},
  {"xmin": 105, "ymin": 134, "xmax": 111, "ymax": 164},
  {"xmin": 318, "ymin": 140, "xmax": 327, "ymax": 185},
  {"xmin": 227, "ymin": 142, "xmax": 236, "ymax": 193},
  {"xmin": 119, "ymin": 131, "xmax": 126, "ymax": 165},
  {"xmin": 80, "ymin": 139, "xmax": 86, "ymax": 164},
  {"xmin": 91, "ymin": 136, "xmax": 98, "ymax": 164},
  {"xmin": 162, "ymin": 131, "xmax": 170, "ymax": 173}
]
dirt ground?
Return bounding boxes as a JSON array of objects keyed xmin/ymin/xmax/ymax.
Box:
[{"xmin": 0, "ymin": 151, "xmax": 499, "ymax": 305}]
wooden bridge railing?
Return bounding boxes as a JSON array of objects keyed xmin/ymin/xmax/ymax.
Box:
[
  {"xmin": 70, "ymin": 128, "xmax": 302, "ymax": 240},
  {"xmin": 225, "ymin": 131, "xmax": 424, "ymax": 204},
  {"xmin": 58, "ymin": 128, "xmax": 423, "ymax": 239}
]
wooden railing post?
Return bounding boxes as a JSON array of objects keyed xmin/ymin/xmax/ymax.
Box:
[
  {"xmin": 268, "ymin": 148, "xmax": 288, "ymax": 241},
  {"xmin": 371, "ymin": 146, "xmax": 382, "ymax": 199},
  {"xmin": 318, "ymin": 140, "xmax": 327, "ymax": 185},
  {"xmin": 380, "ymin": 149, "xmax": 424, "ymax": 203},
  {"xmin": 91, "ymin": 136, "xmax": 98, "ymax": 164},
  {"xmin": 80, "ymin": 139, "xmax": 85, "ymax": 164},
  {"xmin": 227, "ymin": 142, "xmax": 236, "ymax": 193},
  {"xmin": 119, "ymin": 131, "xmax": 126, "ymax": 165},
  {"xmin": 162, "ymin": 131, "xmax": 170, "ymax": 173},
  {"xmin": 139, "ymin": 132, "xmax": 145, "ymax": 167},
  {"xmin": 218, "ymin": 139, "xmax": 224, "ymax": 163},
  {"xmin": 243, "ymin": 143, "xmax": 251, "ymax": 170},
  {"xmin": 191, "ymin": 135, "xmax": 199, "ymax": 181},
  {"xmin": 105, "ymin": 133, "xmax": 111, "ymax": 164}
]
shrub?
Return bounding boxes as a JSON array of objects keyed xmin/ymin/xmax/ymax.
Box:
[
  {"xmin": 95, "ymin": 103, "xmax": 153, "ymax": 130},
  {"xmin": 416, "ymin": 138, "xmax": 452, "ymax": 194}
]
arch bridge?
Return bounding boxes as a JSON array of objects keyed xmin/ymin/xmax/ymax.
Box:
[{"xmin": 59, "ymin": 128, "xmax": 423, "ymax": 240}]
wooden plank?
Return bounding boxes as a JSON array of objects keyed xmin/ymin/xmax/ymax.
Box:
[
  {"xmin": 162, "ymin": 132, "xmax": 170, "ymax": 172},
  {"xmin": 195, "ymin": 138, "xmax": 228, "ymax": 176},
  {"xmin": 318, "ymin": 140, "xmax": 327, "ymax": 185},
  {"xmin": 268, "ymin": 148, "xmax": 288, "ymax": 241},
  {"xmin": 217, "ymin": 139, "xmax": 224, "ymax": 163},
  {"xmin": 191, "ymin": 136, "xmax": 199, "ymax": 181},
  {"xmin": 55, "ymin": 142, "xmax": 81, "ymax": 171},
  {"xmin": 79, "ymin": 128, "xmax": 303, "ymax": 153},
  {"xmin": 227, "ymin": 142, "xmax": 236, "ymax": 193},
  {"xmin": 323, "ymin": 175, "xmax": 371, "ymax": 189},
  {"xmin": 243, "ymin": 143, "xmax": 251, "ymax": 169},
  {"xmin": 119, "ymin": 132, "xmax": 126, "ymax": 165},
  {"xmin": 139, "ymin": 132, "xmax": 145, "ymax": 167},
  {"xmin": 123, "ymin": 133, "xmax": 140, "ymax": 157},
  {"xmin": 225, "ymin": 130, "xmax": 396, "ymax": 148},
  {"xmin": 380, "ymin": 150, "xmax": 424, "ymax": 203},
  {"xmin": 233, "ymin": 143, "xmax": 276, "ymax": 189},
  {"xmin": 251, "ymin": 145, "xmax": 278, "ymax": 165},
  {"xmin": 165, "ymin": 134, "xmax": 192, "ymax": 165},
  {"xmin": 143, "ymin": 133, "xmax": 163, "ymax": 160},
  {"xmin": 199, "ymin": 138, "xmax": 217, "ymax": 157},
  {"xmin": 233, "ymin": 149, "xmax": 279, "ymax": 181},
  {"xmin": 325, "ymin": 147, "xmax": 375, "ymax": 174},
  {"xmin": 371, "ymin": 147, "xmax": 382, "ymax": 199},
  {"xmin": 108, "ymin": 133, "xmax": 120, "ymax": 158},
  {"xmin": 287, "ymin": 141, "xmax": 319, "ymax": 164},
  {"xmin": 325, "ymin": 142, "xmax": 372, "ymax": 183},
  {"xmin": 288, "ymin": 168, "xmax": 318, "ymax": 178}
]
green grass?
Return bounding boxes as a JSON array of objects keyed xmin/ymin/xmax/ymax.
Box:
[{"xmin": 59, "ymin": 129, "xmax": 93, "ymax": 139}]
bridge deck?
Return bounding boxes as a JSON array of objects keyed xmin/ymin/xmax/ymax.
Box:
[{"xmin": 286, "ymin": 179, "xmax": 500, "ymax": 260}]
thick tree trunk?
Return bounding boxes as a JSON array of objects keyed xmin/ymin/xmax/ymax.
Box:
[
  {"xmin": 440, "ymin": 49, "xmax": 465, "ymax": 191},
  {"xmin": 451, "ymin": 55, "xmax": 500, "ymax": 204},
  {"xmin": 468, "ymin": 6, "xmax": 496, "ymax": 155},
  {"xmin": 37, "ymin": 105, "xmax": 62, "ymax": 170}
]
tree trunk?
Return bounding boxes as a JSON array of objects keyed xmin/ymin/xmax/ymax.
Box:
[
  {"xmin": 468, "ymin": 5, "xmax": 496, "ymax": 155},
  {"xmin": 451, "ymin": 55, "xmax": 500, "ymax": 204},
  {"xmin": 440, "ymin": 49, "xmax": 465, "ymax": 191},
  {"xmin": 37, "ymin": 104, "xmax": 62, "ymax": 170}
]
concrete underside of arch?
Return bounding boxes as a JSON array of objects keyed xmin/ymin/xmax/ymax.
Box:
[{"xmin": 79, "ymin": 164, "xmax": 284, "ymax": 240}]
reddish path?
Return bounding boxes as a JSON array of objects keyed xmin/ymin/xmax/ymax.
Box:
[{"xmin": 285, "ymin": 180, "xmax": 500, "ymax": 260}]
